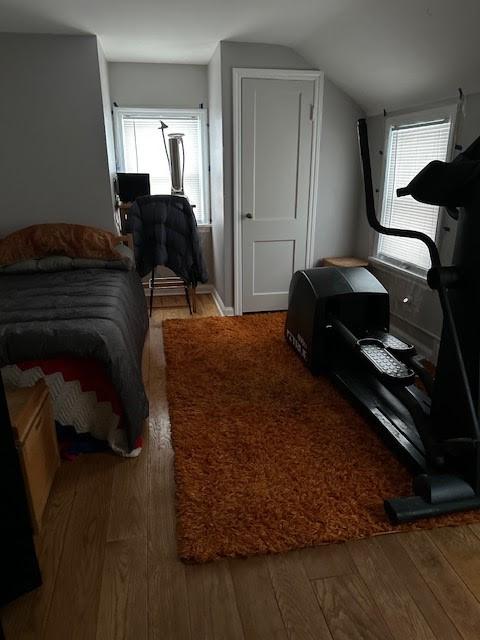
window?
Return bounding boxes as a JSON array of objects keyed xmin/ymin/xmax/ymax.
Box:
[
  {"xmin": 114, "ymin": 108, "xmax": 210, "ymax": 225},
  {"xmin": 377, "ymin": 106, "xmax": 456, "ymax": 274}
]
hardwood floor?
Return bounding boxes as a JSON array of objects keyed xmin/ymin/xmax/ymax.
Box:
[{"xmin": 3, "ymin": 293, "xmax": 480, "ymax": 639}]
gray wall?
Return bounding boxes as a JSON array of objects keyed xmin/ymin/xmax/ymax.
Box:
[
  {"xmin": 208, "ymin": 40, "xmax": 364, "ymax": 308},
  {"xmin": 0, "ymin": 34, "xmax": 115, "ymax": 235},
  {"xmin": 97, "ymin": 42, "xmax": 117, "ymax": 218},
  {"xmin": 313, "ymin": 78, "xmax": 364, "ymax": 263},
  {"xmin": 219, "ymin": 42, "xmax": 313, "ymax": 308},
  {"xmin": 108, "ymin": 62, "xmax": 208, "ymax": 108},
  {"xmin": 355, "ymin": 92, "xmax": 480, "ymax": 357}
]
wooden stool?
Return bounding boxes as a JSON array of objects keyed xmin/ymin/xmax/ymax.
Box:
[
  {"xmin": 322, "ymin": 256, "xmax": 369, "ymax": 268},
  {"xmin": 6, "ymin": 379, "xmax": 60, "ymax": 532}
]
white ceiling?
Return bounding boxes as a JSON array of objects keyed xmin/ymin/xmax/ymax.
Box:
[
  {"xmin": 298, "ymin": 0, "xmax": 480, "ymax": 115},
  {"xmin": 1, "ymin": 0, "xmax": 480, "ymax": 114}
]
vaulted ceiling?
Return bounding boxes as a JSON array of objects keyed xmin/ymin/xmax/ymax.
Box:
[{"xmin": 1, "ymin": 0, "xmax": 479, "ymax": 114}]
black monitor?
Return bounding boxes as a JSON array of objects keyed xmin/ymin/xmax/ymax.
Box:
[{"xmin": 117, "ymin": 173, "xmax": 150, "ymax": 203}]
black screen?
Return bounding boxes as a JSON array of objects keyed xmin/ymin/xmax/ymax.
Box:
[{"xmin": 117, "ymin": 173, "xmax": 150, "ymax": 203}]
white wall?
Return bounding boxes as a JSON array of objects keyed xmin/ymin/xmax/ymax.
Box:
[
  {"xmin": 207, "ymin": 46, "xmax": 226, "ymax": 299},
  {"xmin": 0, "ymin": 34, "xmax": 115, "ymax": 235},
  {"xmin": 108, "ymin": 62, "xmax": 208, "ymax": 108},
  {"xmin": 355, "ymin": 92, "xmax": 480, "ymax": 357}
]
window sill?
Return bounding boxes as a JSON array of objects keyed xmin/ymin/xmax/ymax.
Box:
[{"xmin": 368, "ymin": 256, "xmax": 430, "ymax": 287}]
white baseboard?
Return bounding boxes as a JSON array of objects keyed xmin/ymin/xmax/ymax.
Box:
[{"xmin": 212, "ymin": 289, "xmax": 234, "ymax": 317}]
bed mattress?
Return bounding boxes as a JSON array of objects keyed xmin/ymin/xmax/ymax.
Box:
[{"xmin": 0, "ymin": 268, "xmax": 149, "ymax": 454}]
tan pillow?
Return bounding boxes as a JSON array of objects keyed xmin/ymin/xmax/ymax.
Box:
[{"xmin": 0, "ymin": 224, "xmax": 121, "ymax": 266}]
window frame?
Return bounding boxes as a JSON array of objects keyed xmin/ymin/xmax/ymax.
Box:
[
  {"xmin": 374, "ymin": 104, "xmax": 458, "ymax": 277},
  {"xmin": 113, "ymin": 106, "xmax": 211, "ymax": 226}
]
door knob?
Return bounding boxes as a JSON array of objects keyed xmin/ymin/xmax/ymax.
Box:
[{"xmin": 245, "ymin": 213, "xmax": 253, "ymax": 219}]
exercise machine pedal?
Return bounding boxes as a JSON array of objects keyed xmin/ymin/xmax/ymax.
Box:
[
  {"xmin": 368, "ymin": 331, "xmax": 415, "ymax": 354},
  {"xmin": 358, "ymin": 339, "xmax": 415, "ymax": 383}
]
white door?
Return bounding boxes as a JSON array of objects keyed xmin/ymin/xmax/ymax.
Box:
[{"xmin": 240, "ymin": 76, "xmax": 317, "ymax": 312}]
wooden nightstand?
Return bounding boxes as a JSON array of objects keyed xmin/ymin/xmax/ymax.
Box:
[{"xmin": 6, "ymin": 379, "xmax": 60, "ymax": 532}]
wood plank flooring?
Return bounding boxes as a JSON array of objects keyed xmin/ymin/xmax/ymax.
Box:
[{"xmin": 2, "ymin": 293, "xmax": 480, "ymax": 639}]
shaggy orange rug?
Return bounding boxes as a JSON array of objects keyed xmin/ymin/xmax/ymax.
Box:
[{"xmin": 163, "ymin": 313, "xmax": 480, "ymax": 563}]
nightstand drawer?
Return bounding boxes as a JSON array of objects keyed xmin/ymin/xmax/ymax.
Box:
[{"xmin": 6, "ymin": 379, "xmax": 60, "ymax": 532}]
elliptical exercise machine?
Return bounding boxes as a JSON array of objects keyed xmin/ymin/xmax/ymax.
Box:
[{"xmin": 285, "ymin": 117, "xmax": 480, "ymax": 523}]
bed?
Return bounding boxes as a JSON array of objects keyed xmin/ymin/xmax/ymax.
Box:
[{"xmin": 0, "ymin": 240, "xmax": 149, "ymax": 457}]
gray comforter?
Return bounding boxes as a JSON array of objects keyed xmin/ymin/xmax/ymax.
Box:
[{"xmin": 0, "ymin": 267, "xmax": 149, "ymax": 451}]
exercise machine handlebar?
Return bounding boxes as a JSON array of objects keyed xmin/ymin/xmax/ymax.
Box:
[
  {"xmin": 357, "ymin": 117, "xmax": 480, "ymax": 442},
  {"xmin": 357, "ymin": 118, "xmax": 441, "ymax": 269}
]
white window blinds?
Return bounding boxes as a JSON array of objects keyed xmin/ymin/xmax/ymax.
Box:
[
  {"xmin": 120, "ymin": 112, "xmax": 209, "ymax": 225},
  {"xmin": 378, "ymin": 117, "xmax": 453, "ymax": 272}
]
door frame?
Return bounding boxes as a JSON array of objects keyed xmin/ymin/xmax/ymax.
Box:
[{"xmin": 233, "ymin": 67, "xmax": 324, "ymax": 315}]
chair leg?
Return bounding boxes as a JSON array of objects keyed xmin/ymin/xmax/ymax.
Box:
[
  {"xmin": 185, "ymin": 286, "xmax": 193, "ymax": 315},
  {"xmin": 149, "ymin": 270, "xmax": 155, "ymax": 317},
  {"xmin": 191, "ymin": 286, "xmax": 197, "ymax": 313}
]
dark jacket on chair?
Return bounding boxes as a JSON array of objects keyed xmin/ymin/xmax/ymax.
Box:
[{"xmin": 128, "ymin": 195, "xmax": 208, "ymax": 285}]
